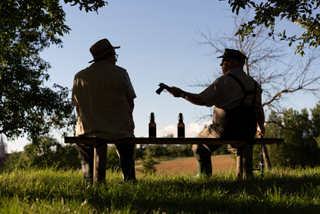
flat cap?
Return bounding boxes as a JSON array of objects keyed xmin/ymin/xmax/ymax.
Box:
[{"xmin": 217, "ymin": 49, "xmax": 246, "ymax": 64}]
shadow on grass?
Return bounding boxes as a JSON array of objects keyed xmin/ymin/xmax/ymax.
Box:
[
  {"xmin": 3, "ymin": 168, "xmax": 318, "ymax": 214},
  {"xmin": 85, "ymin": 173, "xmax": 320, "ymax": 214}
]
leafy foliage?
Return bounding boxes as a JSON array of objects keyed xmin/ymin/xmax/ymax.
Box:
[
  {"xmin": 3, "ymin": 151, "xmax": 29, "ymax": 170},
  {"xmin": 135, "ymin": 133, "xmax": 194, "ymax": 160},
  {"xmin": 139, "ymin": 147, "xmax": 159, "ymax": 174},
  {"xmin": 254, "ymin": 102, "xmax": 320, "ymax": 168},
  {"xmin": 135, "ymin": 144, "xmax": 194, "ymax": 160},
  {"xmin": 4, "ymin": 138, "xmax": 125, "ymax": 172},
  {"xmin": 214, "ymin": 144, "xmax": 230, "ymax": 155},
  {"xmin": 223, "ymin": 0, "xmax": 320, "ymax": 56},
  {"xmin": 4, "ymin": 135, "xmax": 81, "ymax": 170},
  {"xmin": 64, "ymin": 0, "xmax": 107, "ymax": 12},
  {"xmin": 0, "ymin": 0, "xmax": 107, "ymax": 142},
  {"xmin": 105, "ymin": 145, "xmax": 121, "ymax": 171}
]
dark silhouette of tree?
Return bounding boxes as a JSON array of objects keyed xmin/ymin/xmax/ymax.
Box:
[
  {"xmin": 260, "ymin": 103, "xmax": 320, "ymax": 168},
  {"xmin": 0, "ymin": 0, "xmax": 107, "ymax": 143}
]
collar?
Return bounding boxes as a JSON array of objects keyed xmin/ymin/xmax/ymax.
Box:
[{"xmin": 224, "ymin": 67, "xmax": 245, "ymax": 75}]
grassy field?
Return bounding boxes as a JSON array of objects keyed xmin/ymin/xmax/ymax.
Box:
[
  {"xmin": 0, "ymin": 165, "xmax": 319, "ymax": 214},
  {"xmin": 135, "ymin": 155, "xmax": 236, "ymax": 175}
]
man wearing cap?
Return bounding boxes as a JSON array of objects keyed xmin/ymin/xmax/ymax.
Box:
[
  {"xmin": 168, "ymin": 48, "xmax": 265, "ymax": 178},
  {"xmin": 72, "ymin": 38, "xmax": 137, "ymax": 183}
]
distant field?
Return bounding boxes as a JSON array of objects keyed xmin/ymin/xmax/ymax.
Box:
[{"xmin": 137, "ymin": 155, "xmax": 236, "ymax": 175}]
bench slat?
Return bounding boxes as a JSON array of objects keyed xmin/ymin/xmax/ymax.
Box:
[{"xmin": 64, "ymin": 137, "xmax": 282, "ymax": 146}]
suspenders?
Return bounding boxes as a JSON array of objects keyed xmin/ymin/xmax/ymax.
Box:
[
  {"xmin": 226, "ymin": 73, "xmax": 257, "ymax": 106},
  {"xmin": 210, "ymin": 73, "xmax": 259, "ymax": 140}
]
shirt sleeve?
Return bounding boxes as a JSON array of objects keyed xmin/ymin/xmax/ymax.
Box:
[
  {"xmin": 71, "ymin": 78, "xmax": 78, "ymax": 106},
  {"xmin": 255, "ymin": 83, "xmax": 263, "ymax": 107},
  {"xmin": 199, "ymin": 77, "xmax": 224, "ymax": 107},
  {"xmin": 122, "ymin": 71, "xmax": 137, "ymax": 100}
]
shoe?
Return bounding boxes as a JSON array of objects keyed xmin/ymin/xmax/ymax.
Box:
[
  {"xmin": 189, "ymin": 161, "xmax": 212, "ymax": 178},
  {"xmin": 197, "ymin": 161, "xmax": 212, "ymax": 176}
]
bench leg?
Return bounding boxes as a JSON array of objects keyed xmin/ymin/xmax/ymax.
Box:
[
  {"xmin": 261, "ymin": 144, "xmax": 272, "ymax": 170},
  {"xmin": 236, "ymin": 146, "xmax": 243, "ymax": 180},
  {"xmin": 243, "ymin": 144, "xmax": 253, "ymax": 179},
  {"xmin": 94, "ymin": 143, "xmax": 107, "ymax": 184}
]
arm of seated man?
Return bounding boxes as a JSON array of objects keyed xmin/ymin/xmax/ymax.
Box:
[
  {"xmin": 257, "ymin": 105, "xmax": 265, "ymax": 136},
  {"xmin": 169, "ymin": 87, "xmax": 206, "ymax": 106}
]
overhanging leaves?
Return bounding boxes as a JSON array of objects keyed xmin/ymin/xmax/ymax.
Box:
[
  {"xmin": 222, "ymin": 0, "xmax": 320, "ymax": 56},
  {"xmin": 0, "ymin": 0, "xmax": 107, "ymax": 141}
]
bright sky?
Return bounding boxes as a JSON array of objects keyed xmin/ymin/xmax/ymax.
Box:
[{"xmin": 7, "ymin": 0, "xmax": 319, "ymax": 152}]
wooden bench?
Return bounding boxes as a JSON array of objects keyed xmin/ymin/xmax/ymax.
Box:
[{"xmin": 64, "ymin": 137, "xmax": 283, "ymax": 183}]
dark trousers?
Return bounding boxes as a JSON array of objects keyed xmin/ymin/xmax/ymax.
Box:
[
  {"xmin": 77, "ymin": 142, "xmax": 136, "ymax": 183},
  {"xmin": 192, "ymin": 143, "xmax": 254, "ymax": 178},
  {"xmin": 194, "ymin": 120, "xmax": 255, "ymax": 178}
]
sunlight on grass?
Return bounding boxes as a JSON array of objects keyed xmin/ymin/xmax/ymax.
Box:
[{"xmin": 0, "ymin": 167, "xmax": 319, "ymax": 213}]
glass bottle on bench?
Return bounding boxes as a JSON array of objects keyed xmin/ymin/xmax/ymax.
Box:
[
  {"xmin": 177, "ymin": 113, "xmax": 185, "ymax": 138},
  {"xmin": 149, "ymin": 112, "xmax": 156, "ymax": 138}
]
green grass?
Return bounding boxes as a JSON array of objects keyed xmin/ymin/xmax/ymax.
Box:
[{"xmin": 0, "ymin": 167, "xmax": 320, "ymax": 214}]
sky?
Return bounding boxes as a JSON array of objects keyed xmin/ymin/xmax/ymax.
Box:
[{"xmin": 6, "ymin": 0, "xmax": 320, "ymax": 152}]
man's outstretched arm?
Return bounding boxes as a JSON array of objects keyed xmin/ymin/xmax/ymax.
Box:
[{"xmin": 169, "ymin": 87, "xmax": 206, "ymax": 106}]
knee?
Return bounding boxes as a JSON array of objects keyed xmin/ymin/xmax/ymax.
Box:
[
  {"xmin": 192, "ymin": 144, "xmax": 211, "ymax": 155},
  {"xmin": 192, "ymin": 144, "xmax": 199, "ymax": 153}
]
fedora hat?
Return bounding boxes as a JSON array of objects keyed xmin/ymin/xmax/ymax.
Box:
[{"xmin": 88, "ymin": 38, "xmax": 120, "ymax": 63}]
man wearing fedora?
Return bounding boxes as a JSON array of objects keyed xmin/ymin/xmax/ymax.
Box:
[
  {"xmin": 168, "ymin": 49, "xmax": 265, "ymax": 178},
  {"xmin": 72, "ymin": 38, "xmax": 137, "ymax": 183}
]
